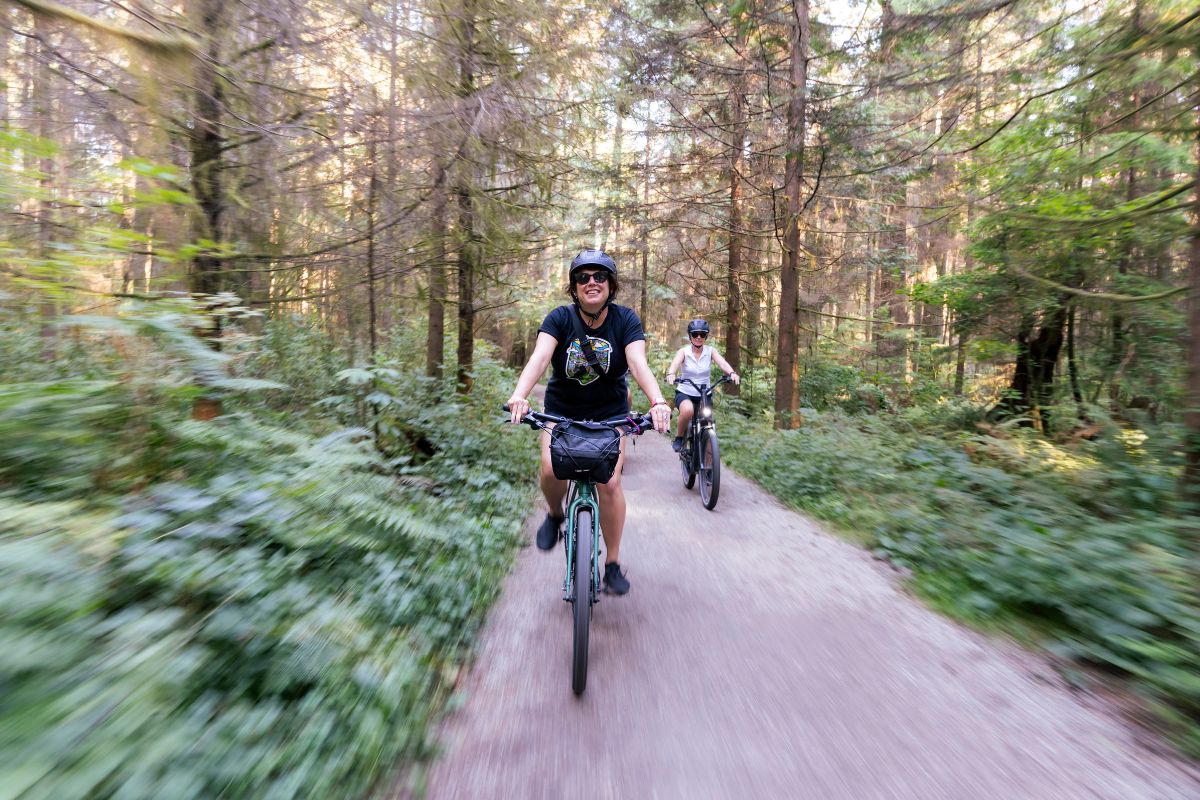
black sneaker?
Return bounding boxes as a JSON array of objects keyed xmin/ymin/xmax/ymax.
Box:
[
  {"xmin": 671, "ymin": 437, "xmax": 683, "ymax": 453},
  {"xmin": 535, "ymin": 514, "xmax": 563, "ymax": 551},
  {"xmin": 603, "ymin": 562, "xmax": 630, "ymax": 595}
]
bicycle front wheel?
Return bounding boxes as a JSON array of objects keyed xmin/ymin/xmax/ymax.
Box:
[
  {"xmin": 699, "ymin": 429, "xmax": 721, "ymax": 510},
  {"xmin": 680, "ymin": 436, "xmax": 697, "ymax": 489},
  {"xmin": 571, "ymin": 507, "xmax": 593, "ymax": 696}
]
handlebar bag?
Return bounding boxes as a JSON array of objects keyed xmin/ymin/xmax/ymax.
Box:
[{"xmin": 549, "ymin": 420, "xmax": 622, "ymax": 483}]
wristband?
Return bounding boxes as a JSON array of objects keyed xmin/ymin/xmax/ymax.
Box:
[{"xmin": 651, "ymin": 398, "xmax": 667, "ymax": 408}]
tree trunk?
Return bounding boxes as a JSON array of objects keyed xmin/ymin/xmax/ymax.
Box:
[
  {"xmin": 873, "ymin": 2, "xmax": 908, "ymax": 369},
  {"xmin": 0, "ymin": 7, "xmax": 9, "ymax": 129},
  {"xmin": 427, "ymin": 163, "xmax": 448, "ymax": 379},
  {"xmin": 189, "ymin": 0, "xmax": 226, "ymax": 301},
  {"xmin": 1105, "ymin": 161, "xmax": 1138, "ymax": 405},
  {"xmin": 453, "ymin": 0, "xmax": 478, "ymax": 394},
  {"xmin": 640, "ymin": 113, "xmax": 651, "ymax": 323},
  {"xmin": 725, "ymin": 32, "xmax": 747, "ymax": 397},
  {"xmin": 1067, "ymin": 304, "xmax": 1085, "ymax": 419},
  {"xmin": 875, "ymin": 231, "xmax": 908, "ymax": 364},
  {"xmin": 1000, "ymin": 304, "xmax": 1068, "ymax": 432},
  {"xmin": 382, "ymin": 4, "xmax": 401, "ymax": 331},
  {"xmin": 763, "ymin": 228, "xmax": 778, "ymax": 365},
  {"xmin": 865, "ymin": 267, "xmax": 875, "ymax": 346},
  {"xmin": 745, "ymin": 231, "xmax": 762, "ymax": 374},
  {"xmin": 455, "ymin": 177, "xmax": 476, "ymax": 393},
  {"xmin": 919, "ymin": 58, "xmax": 964, "ymax": 360},
  {"xmin": 953, "ymin": 327, "xmax": 967, "ymax": 395},
  {"xmin": 366, "ymin": 140, "xmax": 379, "ymax": 360},
  {"xmin": 32, "ymin": 14, "xmax": 55, "ymax": 356},
  {"xmin": 774, "ymin": 0, "xmax": 809, "ymax": 429},
  {"xmin": 952, "ymin": 42, "xmax": 984, "ymax": 397}
]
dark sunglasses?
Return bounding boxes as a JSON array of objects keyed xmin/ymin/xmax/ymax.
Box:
[
  {"xmin": 573, "ymin": 271, "xmax": 610, "ymax": 286},
  {"xmin": 690, "ymin": 331, "xmax": 708, "ymax": 339}
]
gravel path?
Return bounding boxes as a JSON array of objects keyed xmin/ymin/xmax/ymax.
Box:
[{"xmin": 419, "ymin": 432, "xmax": 1199, "ymax": 799}]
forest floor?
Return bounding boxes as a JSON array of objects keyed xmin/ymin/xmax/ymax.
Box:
[{"xmin": 402, "ymin": 433, "xmax": 1200, "ymax": 800}]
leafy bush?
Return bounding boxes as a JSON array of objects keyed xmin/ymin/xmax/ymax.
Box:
[
  {"xmin": 897, "ymin": 398, "xmax": 991, "ymax": 432},
  {"xmin": 721, "ymin": 411, "xmax": 1200, "ymax": 748},
  {"xmin": 798, "ymin": 361, "xmax": 876, "ymax": 412},
  {"xmin": 0, "ymin": 308, "xmax": 537, "ymax": 798},
  {"xmin": 235, "ymin": 314, "xmax": 346, "ymax": 410}
]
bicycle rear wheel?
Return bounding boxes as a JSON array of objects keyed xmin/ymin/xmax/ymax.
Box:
[
  {"xmin": 571, "ymin": 508, "xmax": 593, "ymax": 696},
  {"xmin": 699, "ymin": 428, "xmax": 721, "ymax": 510}
]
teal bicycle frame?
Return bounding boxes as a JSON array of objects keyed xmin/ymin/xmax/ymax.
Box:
[{"xmin": 563, "ymin": 481, "xmax": 601, "ymax": 603}]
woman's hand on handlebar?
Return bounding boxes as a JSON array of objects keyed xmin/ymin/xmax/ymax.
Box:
[
  {"xmin": 506, "ymin": 395, "xmax": 530, "ymax": 424},
  {"xmin": 729, "ymin": 371, "xmax": 740, "ymax": 385}
]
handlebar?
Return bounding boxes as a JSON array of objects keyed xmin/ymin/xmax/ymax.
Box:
[
  {"xmin": 672, "ymin": 374, "xmax": 733, "ymax": 394},
  {"xmin": 502, "ymin": 405, "xmax": 655, "ymax": 435}
]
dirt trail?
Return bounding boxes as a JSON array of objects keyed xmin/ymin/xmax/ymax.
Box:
[{"xmin": 420, "ymin": 433, "xmax": 1199, "ymax": 799}]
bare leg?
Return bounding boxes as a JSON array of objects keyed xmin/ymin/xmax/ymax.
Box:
[
  {"xmin": 539, "ymin": 429, "xmax": 568, "ymax": 517},
  {"xmin": 675, "ymin": 398, "xmax": 694, "ymax": 439},
  {"xmin": 596, "ymin": 439, "xmax": 627, "ymax": 563}
]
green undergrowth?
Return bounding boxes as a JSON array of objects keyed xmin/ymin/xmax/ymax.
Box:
[
  {"xmin": 720, "ymin": 404, "xmax": 1200, "ymax": 754},
  {"xmin": 0, "ymin": 306, "xmax": 537, "ymax": 798}
]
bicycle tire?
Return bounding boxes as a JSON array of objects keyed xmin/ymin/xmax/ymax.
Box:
[
  {"xmin": 699, "ymin": 428, "xmax": 721, "ymax": 510},
  {"xmin": 571, "ymin": 507, "xmax": 593, "ymax": 696},
  {"xmin": 681, "ymin": 434, "xmax": 697, "ymax": 490}
]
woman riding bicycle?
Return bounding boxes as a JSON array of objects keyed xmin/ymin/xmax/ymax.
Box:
[
  {"xmin": 506, "ymin": 250, "xmax": 671, "ymax": 595},
  {"xmin": 665, "ymin": 319, "xmax": 740, "ymax": 452}
]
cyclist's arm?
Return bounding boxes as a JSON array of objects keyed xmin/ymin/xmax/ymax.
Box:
[
  {"xmin": 710, "ymin": 348, "xmax": 739, "ymax": 381},
  {"xmin": 625, "ymin": 340, "xmax": 672, "ymax": 433},
  {"xmin": 664, "ymin": 347, "xmax": 685, "ymax": 384},
  {"xmin": 507, "ymin": 332, "xmax": 557, "ymax": 422}
]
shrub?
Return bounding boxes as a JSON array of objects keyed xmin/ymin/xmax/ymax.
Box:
[{"xmin": 0, "ymin": 308, "xmax": 538, "ymax": 799}]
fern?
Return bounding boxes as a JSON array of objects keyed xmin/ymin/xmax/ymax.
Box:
[{"xmin": 0, "ymin": 311, "xmax": 539, "ymax": 798}]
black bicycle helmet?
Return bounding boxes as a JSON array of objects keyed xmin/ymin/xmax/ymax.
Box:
[
  {"xmin": 569, "ymin": 249, "xmax": 617, "ymax": 276},
  {"xmin": 687, "ymin": 319, "xmax": 710, "ymax": 335}
]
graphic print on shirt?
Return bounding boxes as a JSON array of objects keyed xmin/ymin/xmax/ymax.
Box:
[{"xmin": 564, "ymin": 336, "xmax": 613, "ymax": 385}]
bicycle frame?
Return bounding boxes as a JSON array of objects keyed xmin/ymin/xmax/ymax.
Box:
[
  {"xmin": 688, "ymin": 390, "xmax": 715, "ymax": 472},
  {"xmin": 677, "ymin": 376, "xmax": 729, "ymax": 472}
]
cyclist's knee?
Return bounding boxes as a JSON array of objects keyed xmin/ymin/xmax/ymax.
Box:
[{"xmin": 597, "ymin": 478, "xmax": 622, "ymax": 501}]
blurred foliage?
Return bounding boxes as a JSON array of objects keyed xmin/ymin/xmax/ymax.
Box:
[
  {"xmin": 0, "ymin": 303, "xmax": 537, "ymax": 798},
  {"xmin": 797, "ymin": 361, "xmax": 890, "ymax": 415},
  {"xmin": 721, "ymin": 408, "xmax": 1200, "ymax": 752}
]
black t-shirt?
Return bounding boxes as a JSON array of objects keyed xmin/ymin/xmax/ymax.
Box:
[{"xmin": 538, "ymin": 303, "xmax": 646, "ymax": 421}]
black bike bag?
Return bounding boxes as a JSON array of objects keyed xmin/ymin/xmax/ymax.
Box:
[{"xmin": 549, "ymin": 420, "xmax": 622, "ymax": 483}]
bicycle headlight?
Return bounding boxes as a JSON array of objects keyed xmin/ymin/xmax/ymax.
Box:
[{"xmin": 699, "ymin": 405, "xmax": 713, "ymax": 419}]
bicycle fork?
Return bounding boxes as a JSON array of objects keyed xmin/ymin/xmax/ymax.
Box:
[{"xmin": 562, "ymin": 485, "xmax": 600, "ymax": 604}]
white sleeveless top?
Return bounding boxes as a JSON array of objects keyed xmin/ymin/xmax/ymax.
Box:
[{"xmin": 677, "ymin": 345, "xmax": 713, "ymax": 397}]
